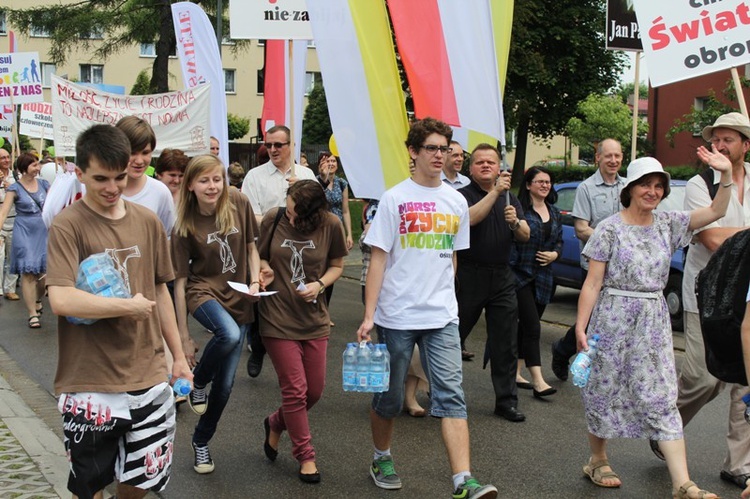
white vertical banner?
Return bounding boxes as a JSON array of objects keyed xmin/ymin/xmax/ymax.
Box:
[
  {"xmin": 291, "ymin": 40, "xmax": 307, "ymax": 163},
  {"xmin": 172, "ymin": 2, "xmax": 229, "ymax": 163}
]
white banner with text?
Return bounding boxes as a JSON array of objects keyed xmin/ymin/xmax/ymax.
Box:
[
  {"xmin": 51, "ymin": 75, "xmax": 211, "ymax": 156},
  {"xmin": 633, "ymin": 0, "xmax": 750, "ymax": 86}
]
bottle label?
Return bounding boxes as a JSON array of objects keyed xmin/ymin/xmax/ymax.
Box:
[
  {"xmin": 343, "ymin": 371, "xmax": 356, "ymax": 388},
  {"xmin": 357, "ymin": 374, "xmax": 368, "ymax": 388},
  {"xmin": 369, "ymin": 373, "xmax": 384, "ymax": 390}
]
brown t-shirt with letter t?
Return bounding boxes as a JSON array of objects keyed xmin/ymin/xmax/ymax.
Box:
[
  {"xmin": 171, "ymin": 189, "xmax": 259, "ymax": 325},
  {"xmin": 259, "ymin": 210, "xmax": 347, "ymax": 340},
  {"xmin": 47, "ymin": 200, "xmax": 174, "ymax": 395}
]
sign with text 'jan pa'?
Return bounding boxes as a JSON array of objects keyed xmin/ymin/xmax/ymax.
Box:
[
  {"xmin": 229, "ymin": 0, "xmax": 312, "ymax": 40},
  {"xmin": 0, "ymin": 52, "xmax": 44, "ymax": 105},
  {"xmin": 632, "ymin": 0, "xmax": 750, "ymax": 87},
  {"xmin": 20, "ymin": 102, "xmax": 53, "ymax": 139},
  {"xmin": 51, "ymin": 75, "xmax": 212, "ymax": 156},
  {"xmin": 606, "ymin": 0, "xmax": 643, "ymax": 51}
]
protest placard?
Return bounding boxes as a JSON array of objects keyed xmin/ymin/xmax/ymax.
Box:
[
  {"xmin": 20, "ymin": 102, "xmax": 52, "ymax": 139},
  {"xmin": 51, "ymin": 75, "xmax": 212, "ymax": 156},
  {"xmin": 632, "ymin": 0, "xmax": 750, "ymax": 86},
  {"xmin": 607, "ymin": 0, "xmax": 643, "ymax": 51},
  {"xmin": 0, "ymin": 52, "xmax": 44, "ymax": 105},
  {"xmin": 229, "ymin": 0, "xmax": 312, "ymax": 40}
]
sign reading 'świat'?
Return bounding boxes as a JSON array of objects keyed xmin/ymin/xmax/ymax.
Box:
[
  {"xmin": 632, "ymin": 0, "xmax": 750, "ymax": 86},
  {"xmin": 229, "ymin": 0, "xmax": 312, "ymax": 40}
]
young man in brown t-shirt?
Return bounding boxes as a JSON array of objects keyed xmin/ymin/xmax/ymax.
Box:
[{"xmin": 46, "ymin": 124, "xmax": 192, "ymax": 499}]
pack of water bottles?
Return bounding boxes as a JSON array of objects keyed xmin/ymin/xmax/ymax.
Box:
[
  {"xmin": 67, "ymin": 252, "xmax": 131, "ymax": 325},
  {"xmin": 342, "ymin": 341, "xmax": 390, "ymax": 393}
]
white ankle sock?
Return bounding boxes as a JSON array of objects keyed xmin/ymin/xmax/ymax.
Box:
[
  {"xmin": 373, "ymin": 447, "xmax": 391, "ymax": 461},
  {"xmin": 452, "ymin": 471, "xmax": 471, "ymax": 489}
]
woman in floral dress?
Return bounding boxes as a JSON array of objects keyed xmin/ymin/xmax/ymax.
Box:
[{"xmin": 575, "ymin": 152, "xmax": 732, "ymax": 499}]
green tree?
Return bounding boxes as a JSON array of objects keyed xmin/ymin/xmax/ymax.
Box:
[
  {"xmin": 504, "ymin": 0, "xmax": 627, "ymax": 185},
  {"xmin": 130, "ymin": 70, "xmax": 151, "ymax": 95},
  {"xmin": 6, "ymin": 1, "xmax": 247, "ymax": 93},
  {"xmin": 612, "ymin": 82, "xmax": 649, "ymax": 104},
  {"xmin": 302, "ymin": 84, "xmax": 332, "ymax": 145},
  {"xmin": 566, "ymin": 93, "xmax": 647, "ymax": 160},
  {"xmin": 227, "ymin": 113, "xmax": 250, "ymax": 141}
]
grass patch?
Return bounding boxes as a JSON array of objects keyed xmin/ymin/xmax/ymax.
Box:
[{"xmin": 349, "ymin": 199, "xmax": 364, "ymax": 243}]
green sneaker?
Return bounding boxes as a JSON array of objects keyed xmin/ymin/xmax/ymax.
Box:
[
  {"xmin": 452, "ymin": 476, "xmax": 497, "ymax": 499},
  {"xmin": 370, "ymin": 455, "xmax": 402, "ymax": 490}
]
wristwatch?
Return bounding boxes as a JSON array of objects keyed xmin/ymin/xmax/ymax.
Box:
[{"xmin": 316, "ymin": 279, "xmax": 326, "ymax": 294}]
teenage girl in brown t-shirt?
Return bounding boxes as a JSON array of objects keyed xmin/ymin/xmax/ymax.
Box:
[
  {"xmin": 258, "ymin": 179, "xmax": 347, "ymax": 483},
  {"xmin": 171, "ymin": 155, "xmax": 261, "ymax": 474}
]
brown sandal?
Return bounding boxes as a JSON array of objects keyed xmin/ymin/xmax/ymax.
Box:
[
  {"xmin": 672, "ymin": 480, "xmax": 719, "ymax": 499},
  {"xmin": 583, "ymin": 459, "xmax": 621, "ymax": 488}
]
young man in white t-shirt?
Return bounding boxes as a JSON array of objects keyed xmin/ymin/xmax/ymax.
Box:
[
  {"xmin": 356, "ymin": 118, "xmax": 497, "ymax": 499},
  {"xmin": 116, "ymin": 116, "xmax": 176, "ymax": 235}
]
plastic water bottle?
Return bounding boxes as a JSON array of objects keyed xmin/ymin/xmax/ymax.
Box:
[
  {"xmin": 570, "ymin": 334, "xmax": 600, "ymax": 388},
  {"xmin": 369, "ymin": 344, "xmax": 389, "ymax": 392},
  {"xmin": 342, "ymin": 343, "xmax": 358, "ymax": 392},
  {"xmin": 172, "ymin": 378, "xmax": 192, "ymax": 396},
  {"xmin": 356, "ymin": 341, "xmax": 372, "ymax": 392},
  {"xmin": 167, "ymin": 375, "xmax": 192, "ymax": 396},
  {"xmin": 743, "ymin": 393, "xmax": 750, "ymax": 425}
]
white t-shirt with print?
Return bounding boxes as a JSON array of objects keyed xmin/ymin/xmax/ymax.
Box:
[
  {"xmin": 122, "ymin": 176, "xmax": 176, "ymax": 236},
  {"xmin": 364, "ymin": 178, "xmax": 470, "ymax": 330}
]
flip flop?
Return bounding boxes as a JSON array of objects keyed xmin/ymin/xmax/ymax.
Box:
[
  {"xmin": 583, "ymin": 459, "xmax": 621, "ymax": 488},
  {"xmin": 28, "ymin": 315, "xmax": 41, "ymax": 329}
]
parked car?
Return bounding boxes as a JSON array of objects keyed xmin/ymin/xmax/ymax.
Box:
[{"xmin": 550, "ymin": 179, "xmax": 687, "ymax": 331}]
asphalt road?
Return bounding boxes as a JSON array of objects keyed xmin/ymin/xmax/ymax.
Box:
[{"xmin": 0, "ymin": 269, "xmax": 742, "ymax": 498}]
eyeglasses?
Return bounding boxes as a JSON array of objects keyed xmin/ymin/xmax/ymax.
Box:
[
  {"xmin": 531, "ymin": 180, "xmax": 551, "ymax": 185},
  {"xmin": 265, "ymin": 141, "xmax": 290, "ymax": 150},
  {"xmin": 421, "ymin": 144, "xmax": 452, "ymax": 155}
]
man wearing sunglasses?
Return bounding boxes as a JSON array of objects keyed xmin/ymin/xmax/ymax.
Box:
[
  {"xmin": 241, "ymin": 125, "xmax": 316, "ymax": 226},
  {"xmin": 240, "ymin": 125, "xmax": 316, "ymax": 377}
]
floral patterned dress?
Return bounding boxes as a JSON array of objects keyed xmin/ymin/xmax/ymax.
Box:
[{"xmin": 581, "ymin": 210, "xmax": 691, "ymax": 441}]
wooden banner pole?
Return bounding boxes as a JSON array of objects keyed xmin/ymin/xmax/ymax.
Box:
[
  {"xmin": 730, "ymin": 67, "xmax": 748, "ymax": 119},
  {"xmin": 630, "ymin": 52, "xmax": 641, "ymax": 161}
]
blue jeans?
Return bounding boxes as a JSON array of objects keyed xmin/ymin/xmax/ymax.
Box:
[
  {"xmin": 191, "ymin": 300, "xmax": 248, "ymax": 445},
  {"xmin": 372, "ymin": 322, "xmax": 466, "ymax": 419}
]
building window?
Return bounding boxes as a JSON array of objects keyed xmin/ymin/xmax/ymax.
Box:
[
  {"xmin": 140, "ymin": 43, "xmax": 176, "ymax": 58},
  {"xmin": 80, "ymin": 27, "xmax": 104, "ymax": 40},
  {"xmin": 30, "ymin": 25, "xmax": 50, "ymax": 37},
  {"xmin": 693, "ymin": 97, "xmax": 710, "ymax": 136},
  {"xmin": 41, "ymin": 63, "xmax": 56, "ymax": 88},
  {"xmin": 304, "ymin": 71, "xmax": 320, "ymax": 96},
  {"xmin": 0, "ymin": 12, "xmax": 7, "ymax": 35},
  {"xmin": 257, "ymin": 68, "xmax": 265, "ymax": 95},
  {"xmin": 307, "ymin": 39, "xmax": 315, "ymax": 48},
  {"xmin": 224, "ymin": 69, "xmax": 236, "ymax": 94},
  {"xmin": 80, "ymin": 64, "xmax": 104, "ymax": 84}
]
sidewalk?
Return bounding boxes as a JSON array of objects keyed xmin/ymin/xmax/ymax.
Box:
[{"xmin": 0, "ymin": 352, "xmax": 68, "ymax": 498}]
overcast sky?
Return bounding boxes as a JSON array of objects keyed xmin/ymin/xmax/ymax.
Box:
[{"xmin": 618, "ymin": 51, "xmax": 649, "ymax": 88}]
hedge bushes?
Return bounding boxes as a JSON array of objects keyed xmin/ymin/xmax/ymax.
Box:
[{"xmin": 546, "ymin": 164, "xmax": 704, "ymax": 183}]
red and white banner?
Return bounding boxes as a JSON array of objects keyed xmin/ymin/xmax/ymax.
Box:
[
  {"xmin": 388, "ymin": 0, "xmax": 506, "ymax": 142},
  {"xmin": 51, "ymin": 75, "xmax": 211, "ymax": 157},
  {"xmin": 633, "ymin": 0, "xmax": 750, "ymax": 87},
  {"xmin": 260, "ymin": 39, "xmax": 307, "ymax": 160},
  {"xmin": 172, "ymin": 2, "xmax": 228, "ymax": 162}
]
